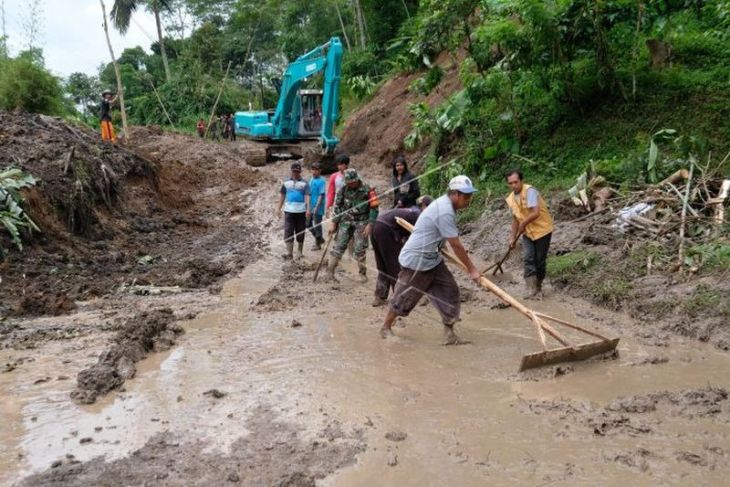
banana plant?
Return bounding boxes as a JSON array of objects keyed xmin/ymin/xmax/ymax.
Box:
[{"xmin": 0, "ymin": 167, "xmax": 40, "ymax": 252}]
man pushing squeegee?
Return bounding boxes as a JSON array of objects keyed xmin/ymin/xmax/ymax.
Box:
[{"xmin": 381, "ymin": 175, "xmax": 619, "ymax": 371}]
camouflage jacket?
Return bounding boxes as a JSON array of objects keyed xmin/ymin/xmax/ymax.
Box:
[{"xmin": 333, "ymin": 182, "xmax": 379, "ymax": 224}]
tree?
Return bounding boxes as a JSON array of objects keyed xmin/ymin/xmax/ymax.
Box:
[
  {"xmin": 111, "ymin": 0, "xmax": 173, "ymax": 82},
  {"xmin": 100, "ymin": 0, "xmax": 129, "ymax": 138},
  {"xmin": 65, "ymin": 72, "xmax": 101, "ymax": 120}
]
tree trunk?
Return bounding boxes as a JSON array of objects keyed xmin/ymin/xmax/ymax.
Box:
[
  {"xmin": 334, "ymin": 2, "xmax": 351, "ymax": 51},
  {"xmin": 99, "ymin": 0, "xmax": 129, "ymax": 140},
  {"xmin": 153, "ymin": 5, "xmax": 171, "ymax": 82},
  {"xmin": 352, "ymin": 0, "xmax": 367, "ymax": 48}
]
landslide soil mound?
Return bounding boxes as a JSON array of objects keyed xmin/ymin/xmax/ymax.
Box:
[
  {"xmin": 339, "ymin": 51, "xmax": 462, "ymax": 174},
  {"xmin": 0, "ymin": 112, "xmax": 268, "ymax": 317}
]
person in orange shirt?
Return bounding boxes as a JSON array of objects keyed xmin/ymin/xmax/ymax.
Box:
[
  {"xmin": 100, "ymin": 89, "xmax": 118, "ymax": 143},
  {"xmin": 505, "ymin": 169, "xmax": 554, "ymax": 299}
]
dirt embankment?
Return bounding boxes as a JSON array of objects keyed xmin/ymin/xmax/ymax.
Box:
[
  {"xmin": 463, "ymin": 198, "xmax": 730, "ymax": 351},
  {"xmin": 0, "ymin": 112, "xmax": 269, "ymax": 318},
  {"xmin": 339, "ymin": 51, "xmax": 463, "ymax": 173}
]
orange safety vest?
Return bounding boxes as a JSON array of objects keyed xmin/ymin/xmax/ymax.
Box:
[{"xmin": 505, "ymin": 183, "xmax": 554, "ymax": 241}]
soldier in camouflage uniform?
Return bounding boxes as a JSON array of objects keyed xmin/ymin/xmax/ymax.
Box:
[{"xmin": 326, "ymin": 168, "xmax": 379, "ymax": 283}]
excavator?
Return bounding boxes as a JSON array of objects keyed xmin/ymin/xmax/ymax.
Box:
[{"xmin": 234, "ymin": 37, "xmax": 343, "ymax": 169}]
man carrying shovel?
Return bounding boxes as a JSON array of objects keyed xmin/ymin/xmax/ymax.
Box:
[
  {"xmin": 380, "ymin": 176, "xmax": 482, "ymax": 345},
  {"xmin": 505, "ymin": 170, "xmax": 554, "ymax": 299}
]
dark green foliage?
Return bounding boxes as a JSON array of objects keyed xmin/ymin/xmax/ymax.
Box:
[
  {"xmin": 405, "ymin": 0, "xmax": 730, "ymax": 199},
  {"xmin": 0, "ymin": 52, "xmax": 65, "ymax": 115}
]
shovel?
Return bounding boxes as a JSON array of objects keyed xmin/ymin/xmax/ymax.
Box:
[
  {"xmin": 395, "ymin": 218, "xmax": 619, "ymax": 371},
  {"xmin": 312, "ymin": 231, "xmax": 335, "ymax": 283}
]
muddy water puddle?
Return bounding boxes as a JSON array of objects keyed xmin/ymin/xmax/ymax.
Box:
[{"xmin": 2, "ymin": 251, "xmax": 730, "ymax": 485}]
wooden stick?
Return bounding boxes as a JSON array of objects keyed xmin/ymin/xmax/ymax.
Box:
[
  {"xmin": 147, "ymin": 77, "xmax": 176, "ymax": 130},
  {"xmin": 530, "ymin": 312, "xmax": 548, "ymax": 350},
  {"xmin": 396, "ymin": 217, "xmax": 578, "ymax": 347},
  {"xmin": 313, "ymin": 231, "xmax": 335, "ymax": 283},
  {"xmin": 677, "ymin": 160, "xmax": 695, "ymax": 269},
  {"xmin": 535, "ymin": 312, "xmax": 610, "ymax": 341},
  {"xmin": 205, "ymin": 61, "xmax": 232, "ymax": 139}
]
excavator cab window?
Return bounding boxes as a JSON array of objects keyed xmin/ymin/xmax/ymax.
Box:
[{"xmin": 299, "ymin": 90, "xmax": 323, "ymax": 136}]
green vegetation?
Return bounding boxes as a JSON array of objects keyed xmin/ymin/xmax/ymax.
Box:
[
  {"xmin": 396, "ymin": 0, "xmax": 730, "ymax": 199},
  {"xmin": 592, "ymin": 278, "xmax": 633, "ymax": 310},
  {"xmin": 0, "ymin": 167, "xmax": 40, "ymax": 255},
  {"xmin": 0, "ymin": 51, "xmax": 66, "ymax": 116},
  {"xmin": 547, "ymin": 250, "xmax": 599, "ymax": 280},
  {"xmin": 682, "ymin": 284, "xmax": 728, "ymax": 318}
]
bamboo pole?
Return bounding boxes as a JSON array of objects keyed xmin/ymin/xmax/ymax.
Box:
[
  {"xmin": 205, "ymin": 61, "xmax": 232, "ymax": 139},
  {"xmin": 677, "ymin": 159, "xmax": 695, "ymax": 269},
  {"xmin": 99, "ymin": 0, "xmax": 128, "ymax": 141},
  {"xmin": 147, "ymin": 76, "xmax": 175, "ymax": 130}
]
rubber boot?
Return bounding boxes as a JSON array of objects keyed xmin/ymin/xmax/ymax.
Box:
[
  {"xmin": 281, "ymin": 241, "xmax": 294, "ymax": 260},
  {"xmin": 524, "ymin": 275, "xmax": 538, "ymax": 299},
  {"xmin": 371, "ymin": 296, "xmax": 387, "ymax": 307},
  {"xmin": 357, "ymin": 261, "xmax": 368, "ymax": 284},
  {"xmin": 326, "ymin": 255, "xmax": 340, "ymax": 282},
  {"xmin": 311, "ymin": 240, "xmax": 322, "ymax": 251},
  {"xmin": 296, "ymin": 241, "xmax": 304, "ymax": 259},
  {"xmin": 535, "ymin": 276, "xmax": 545, "ymax": 300}
]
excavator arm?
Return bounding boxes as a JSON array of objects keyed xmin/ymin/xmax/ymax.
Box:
[{"xmin": 271, "ymin": 37, "xmax": 343, "ymax": 153}]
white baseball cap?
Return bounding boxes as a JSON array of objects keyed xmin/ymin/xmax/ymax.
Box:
[{"xmin": 448, "ymin": 175, "xmax": 477, "ymax": 194}]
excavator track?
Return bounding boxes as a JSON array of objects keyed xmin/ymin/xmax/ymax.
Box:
[{"xmin": 241, "ymin": 141, "xmax": 330, "ymax": 169}]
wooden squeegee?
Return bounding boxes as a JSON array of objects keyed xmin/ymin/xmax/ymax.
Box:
[{"xmin": 395, "ymin": 217, "xmax": 620, "ymax": 371}]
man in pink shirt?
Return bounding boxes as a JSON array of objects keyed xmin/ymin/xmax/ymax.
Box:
[{"xmin": 326, "ymin": 154, "xmax": 350, "ymax": 217}]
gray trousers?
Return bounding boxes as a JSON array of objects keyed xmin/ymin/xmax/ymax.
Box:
[{"xmin": 523, "ymin": 232, "xmax": 552, "ymax": 279}]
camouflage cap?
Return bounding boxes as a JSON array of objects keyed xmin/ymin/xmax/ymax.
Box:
[{"xmin": 344, "ymin": 168, "xmax": 360, "ymax": 183}]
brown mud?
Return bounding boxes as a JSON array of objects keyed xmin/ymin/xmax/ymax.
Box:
[
  {"xmin": 464, "ymin": 202, "xmax": 730, "ymax": 351},
  {"xmin": 0, "ymin": 112, "xmax": 268, "ymax": 318},
  {"xmin": 70, "ymin": 308, "xmax": 184, "ymax": 405},
  {"xmin": 1, "ymin": 115, "xmax": 730, "ymax": 485}
]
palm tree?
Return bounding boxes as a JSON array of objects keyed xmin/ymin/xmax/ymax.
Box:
[{"xmin": 110, "ymin": 0, "xmax": 172, "ymax": 82}]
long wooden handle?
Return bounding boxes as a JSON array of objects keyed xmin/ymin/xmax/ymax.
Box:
[
  {"xmin": 395, "ymin": 217, "xmax": 570, "ymax": 346},
  {"xmin": 312, "ymin": 231, "xmax": 335, "ymax": 282}
]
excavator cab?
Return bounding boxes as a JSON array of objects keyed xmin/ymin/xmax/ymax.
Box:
[{"xmin": 298, "ymin": 89, "xmax": 323, "ymax": 137}]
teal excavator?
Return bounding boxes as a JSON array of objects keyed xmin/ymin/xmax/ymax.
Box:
[{"xmin": 234, "ymin": 37, "xmax": 343, "ymax": 169}]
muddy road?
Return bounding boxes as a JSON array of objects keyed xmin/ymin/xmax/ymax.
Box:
[{"xmin": 2, "ymin": 145, "xmax": 730, "ymax": 485}]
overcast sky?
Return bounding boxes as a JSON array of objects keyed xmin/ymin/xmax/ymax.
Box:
[{"xmin": 3, "ymin": 0, "xmax": 158, "ymax": 78}]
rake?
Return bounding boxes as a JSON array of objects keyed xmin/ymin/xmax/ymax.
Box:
[{"xmin": 396, "ymin": 218, "xmax": 619, "ymax": 371}]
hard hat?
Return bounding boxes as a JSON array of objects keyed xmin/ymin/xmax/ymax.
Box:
[
  {"xmin": 344, "ymin": 168, "xmax": 360, "ymax": 183},
  {"xmin": 102, "ymin": 89, "xmax": 113, "ymax": 96}
]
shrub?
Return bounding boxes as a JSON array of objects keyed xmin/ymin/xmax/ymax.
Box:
[{"xmin": 0, "ymin": 55, "xmax": 65, "ymax": 115}]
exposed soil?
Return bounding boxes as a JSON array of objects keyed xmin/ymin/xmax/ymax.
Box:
[
  {"xmin": 339, "ymin": 51, "xmax": 463, "ymax": 173},
  {"xmin": 17, "ymin": 405, "xmax": 365, "ymax": 487},
  {"xmin": 0, "ymin": 112, "xmax": 269, "ymax": 317},
  {"xmin": 462, "ymin": 198, "xmax": 730, "ymax": 351}
]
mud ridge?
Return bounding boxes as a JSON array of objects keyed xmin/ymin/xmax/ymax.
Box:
[{"xmin": 70, "ymin": 308, "xmax": 183, "ymax": 404}]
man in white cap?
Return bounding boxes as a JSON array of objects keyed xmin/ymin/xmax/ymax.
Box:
[{"xmin": 380, "ymin": 175, "xmax": 482, "ymax": 344}]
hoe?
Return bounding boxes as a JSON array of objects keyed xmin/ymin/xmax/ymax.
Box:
[{"xmin": 396, "ymin": 218, "xmax": 620, "ymax": 371}]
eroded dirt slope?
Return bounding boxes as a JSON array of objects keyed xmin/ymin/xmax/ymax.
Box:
[{"xmin": 0, "ymin": 113, "xmax": 270, "ymax": 317}]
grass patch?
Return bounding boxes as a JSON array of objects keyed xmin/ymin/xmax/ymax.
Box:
[
  {"xmin": 592, "ymin": 279, "xmax": 633, "ymax": 310},
  {"xmin": 547, "ymin": 251, "xmax": 599, "ymax": 280},
  {"xmin": 682, "ymin": 284, "xmax": 726, "ymax": 318}
]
